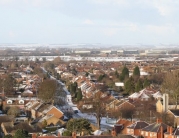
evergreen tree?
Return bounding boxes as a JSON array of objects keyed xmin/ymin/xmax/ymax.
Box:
[
  {"xmin": 85, "ymin": 72, "xmax": 89, "ymax": 77},
  {"xmin": 133, "ymin": 66, "xmax": 140, "ymax": 80},
  {"xmin": 77, "ymin": 89, "xmax": 82, "ymax": 101},
  {"xmin": 73, "ymin": 82, "xmax": 78, "ymax": 88},
  {"xmin": 41, "ymin": 119, "xmax": 47, "ymax": 128},
  {"xmin": 4, "ymin": 134, "xmax": 12, "ymax": 138},
  {"xmin": 98, "ymin": 74, "xmax": 106, "ymax": 81},
  {"xmin": 66, "ymin": 118, "xmax": 92, "ymax": 135},
  {"xmin": 115, "ymin": 70, "xmax": 119, "ymax": 78},
  {"xmin": 120, "ymin": 66, "xmax": 129, "ymax": 82},
  {"xmin": 56, "ymin": 73, "xmax": 60, "ymax": 80},
  {"xmin": 63, "ymin": 130, "xmax": 72, "ymax": 136},
  {"xmin": 71, "ymin": 83, "xmax": 78, "ymax": 95},
  {"xmin": 124, "ymin": 77, "xmax": 135, "ymax": 94},
  {"xmin": 13, "ymin": 129, "xmax": 28, "ymax": 138},
  {"xmin": 71, "ymin": 68, "xmax": 77, "ymax": 75},
  {"xmin": 143, "ymin": 78, "xmax": 150, "ymax": 88},
  {"xmin": 135, "ymin": 79, "xmax": 143, "ymax": 92}
]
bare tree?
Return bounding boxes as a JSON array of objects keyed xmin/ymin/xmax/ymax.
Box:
[
  {"xmin": 38, "ymin": 79, "xmax": 57, "ymax": 103},
  {"xmin": 0, "ymin": 74, "xmax": 16, "ymax": 95},
  {"xmin": 120, "ymin": 106, "xmax": 135, "ymax": 121},
  {"xmin": 93, "ymin": 92, "xmax": 106, "ymax": 129},
  {"xmin": 162, "ymin": 70, "xmax": 179, "ymax": 109},
  {"xmin": 52, "ymin": 57, "xmax": 62, "ymax": 65},
  {"xmin": 7, "ymin": 106, "xmax": 20, "ymax": 117},
  {"xmin": 134, "ymin": 100, "xmax": 156, "ymax": 122},
  {"xmin": 156, "ymin": 112, "xmax": 174, "ymax": 126},
  {"xmin": 80, "ymin": 92, "xmax": 106, "ymax": 129}
]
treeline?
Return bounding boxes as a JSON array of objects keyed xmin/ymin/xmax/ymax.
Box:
[
  {"xmin": 68, "ymin": 82, "xmax": 82, "ymax": 101},
  {"xmin": 116, "ymin": 66, "xmax": 150, "ymax": 95}
]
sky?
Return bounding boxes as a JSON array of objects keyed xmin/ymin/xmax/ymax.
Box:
[{"xmin": 0, "ymin": 0, "xmax": 179, "ymax": 45}]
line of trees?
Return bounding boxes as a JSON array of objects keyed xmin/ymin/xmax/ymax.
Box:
[
  {"xmin": 68, "ymin": 82, "xmax": 82, "ymax": 101},
  {"xmin": 117, "ymin": 66, "xmax": 150, "ymax": 94}
]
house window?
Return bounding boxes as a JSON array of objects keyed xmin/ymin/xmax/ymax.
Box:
[
  {"xmin": 19, "ymin": 100, "xmax": 24, "ymax": 104},
  {"xmin": 145, "ymin": 132, "xmax": 148, "ymax": 136},
  {"xmin": 127, "ymin": 129, "xmax": 130, "ymax": 133},
  {"xmin": 7, "ymin": 100, "xmax": 12, "ymax": 104}
]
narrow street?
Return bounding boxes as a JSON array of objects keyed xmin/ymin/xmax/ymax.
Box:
[
  {"xmin": 55, "ymin": 80, "xmax": 114, "ymax": 131},
  {"xmin": 41, "ymin": 67, "xmax": 114, "ymax": 131}
]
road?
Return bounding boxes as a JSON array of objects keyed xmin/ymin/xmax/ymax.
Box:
[{"xmin": 41, "ymin": 67, "xmax": 114, "ymax": 130}]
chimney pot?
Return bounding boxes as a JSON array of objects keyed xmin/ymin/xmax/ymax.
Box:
[{"xmin": 170, "ymin": 127, "xmax": 173, "ymax": 135}]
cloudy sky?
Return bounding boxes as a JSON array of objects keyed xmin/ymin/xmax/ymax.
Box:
[{"xmin": 0, "ymin": 0, "xmax": 179, "ymax": 45}]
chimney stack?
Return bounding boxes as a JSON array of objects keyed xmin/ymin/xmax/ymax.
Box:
[
  {"xmin": 160, "ymin": 126, "xmax": 163, "ymax": 138},
  {"xmin": 32, "ymin": 133, "xmax": 37, "ymax": 138},
  {"xmin": 58, "ymin": 131, "xmax": 61, "ymax": 137},
  {"xmin": 111, "ymin": 128, "xmax": 117, "ymax": 137},
  {"xmin": 169, "ymin": 127, "xmax": 173, "ymax": 135},
  {"xmin": 157, "ymin": 118, "xmax": 162, "ymax": 124},
  {"xmin": 167, "ymin": 126, "xmax": 170, "ymax": 133},
  {"xmin": 72, "ymin": 132, "xmax": 76, "ymax": 138}
]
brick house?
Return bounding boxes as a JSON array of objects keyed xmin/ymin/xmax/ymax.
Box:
[
  {"xmin": 141, "ymin": 119, "xmax": 168, "ymax": 138},
  {"xmin": 127, "ymin": 121, "xmax": 149, "ymax": 136},
  {"xmin": 29, "ymin": 102, "xmax": 63, "ymax": 120},
  {"xmin": 116, "ymin": 101, "xmax": 135, "ymax": 110},
  {"xmin": 115, "ymin": 119, "xmax": 133, "ymax": 134},
  {"xmin": 106, "ymin": 98, "xmax": 135, "ymax": 111},
  {"xmin": 163, "ymin": 126, "xmax": 176, "ymax": 138}
]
